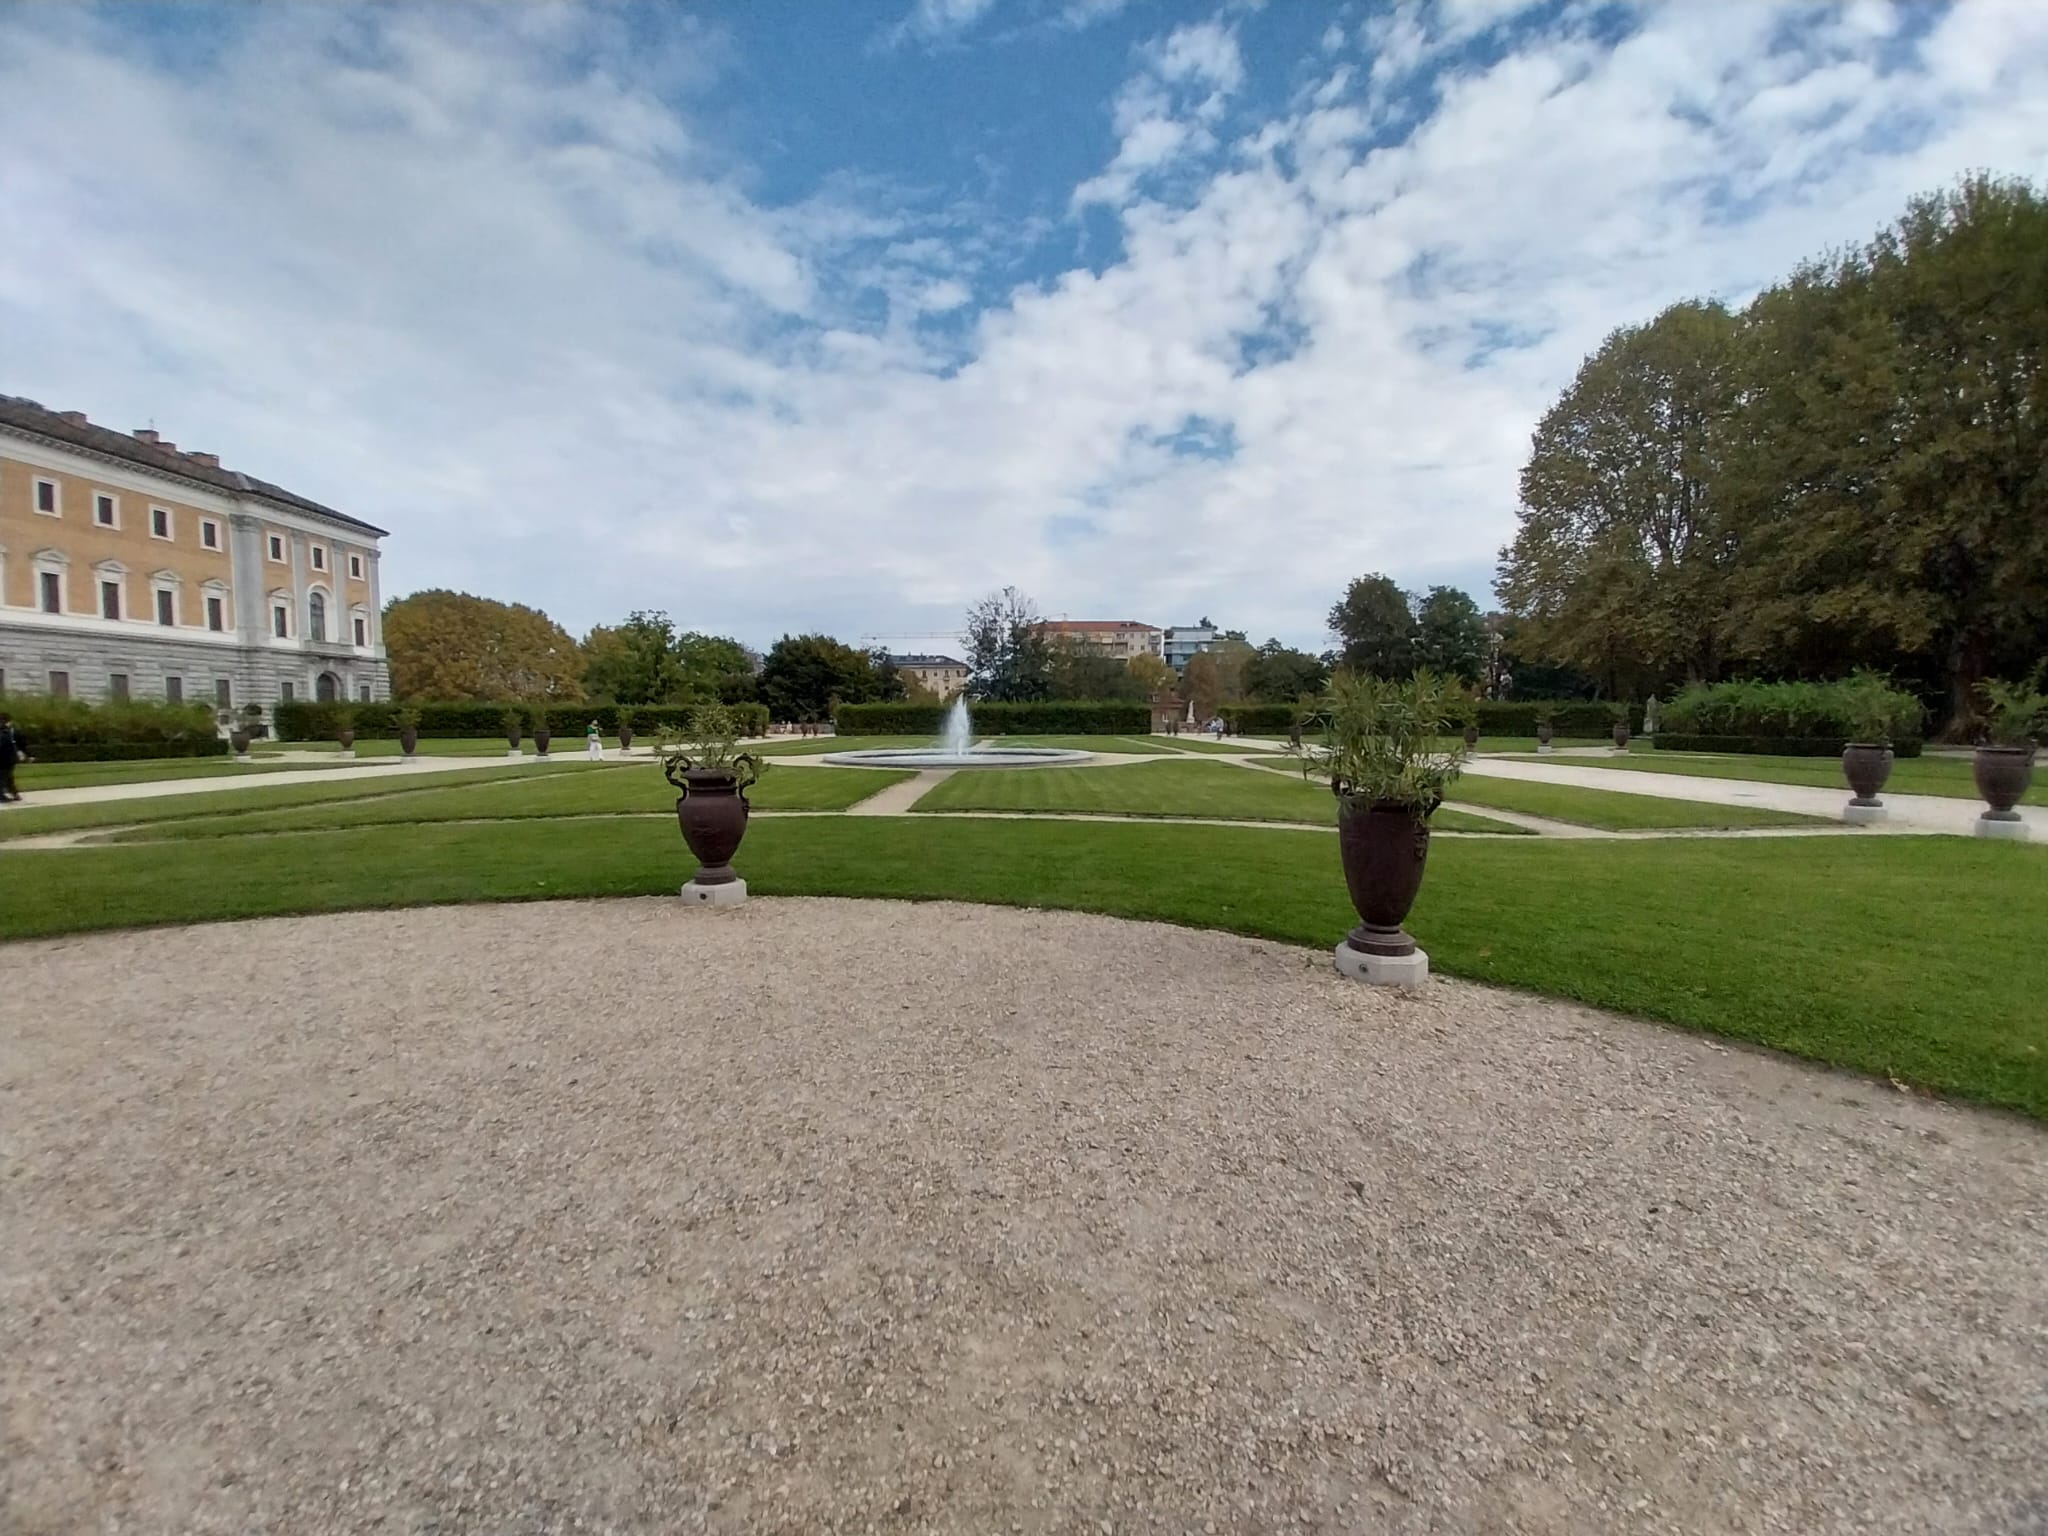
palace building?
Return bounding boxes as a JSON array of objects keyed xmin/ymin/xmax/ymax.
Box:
[{"xmin": 0, "ymin": 394, "xmax": 390, "ymax": 711}]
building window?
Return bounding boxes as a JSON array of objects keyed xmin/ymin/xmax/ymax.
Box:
[
  {"xmin": 272, "ymin": 605, "xmax": 289, "ymax": 638},
  {"xmin": 109, "ymin": 673, "xmax": 130, "ymax": 701},
  {"xmin": 311, "ymin": 545, "xmax": 326, "ymax": 571},
  {"xmin": 216, "ymin": 678, "xmax": 232, "ymax": 709},
  {"xmin": 201, "ymin": 518, "xmax": 220, "ymax": 549},
  {"xmin": 150, "ymin": 507, "xmax": 172, "ymax": 540},
  {"xmin": 359, "ymin": 683, "xmax": 372, "ymax": 702},
  {"xmin": 34, "ymin": 478, "xmax": 58, "ymax": 515},
  {"xmin": 349, "ymin": 552, "xmax": 363, "ymax": 579},
  {"xmin": 100, "ymin": 580, "xmax": 121, "ymax": 620},
  {"xmin": 353, "ymin": 616, "xmax": 367, "ymax": 647},
  {"xmin": 155, "ymin": 589, "xmax": 175, "ymax": 626},
  {"xmin": 268, "ymin": 534, "xmax": 284, "ymax": 562},
  {"xmin": 49, "ymin": 670, "xmax": 70, "ymax": 698},
  {"xmin": 40, "ymin": 571, "xmax": 61, "ymax": 613},
  {"xmin": 207, "ymin": 595, "xmax": 225, "ymax": 631},
  {"xmin": 280, "ymin": 681, "xmax": 295, "ymax": 703},
  {"xmin": 95, "ymin": 493, "xmax": 117, "ymax": 527},
  {"xmin": 165, "ymin": 677, "xmax": 183, "ymax": 704},
  {"xmin": 309, "ymin": 590, "xmax": 327, "ymax": 643}
]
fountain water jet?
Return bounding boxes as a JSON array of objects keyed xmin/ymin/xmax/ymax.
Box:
[{"xmin": 824, "ymin": 697, "xmax": 1091, "ymax": 768}]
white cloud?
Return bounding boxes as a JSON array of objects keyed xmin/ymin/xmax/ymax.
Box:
[{"xmin": 1, "ymin": 1, "xmax": 2045, "ymax": 652}]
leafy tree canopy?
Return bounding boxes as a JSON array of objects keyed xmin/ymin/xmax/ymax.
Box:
[{"xmin": 384, "ymin": 589, "xmax": 583, "ymax": 702}]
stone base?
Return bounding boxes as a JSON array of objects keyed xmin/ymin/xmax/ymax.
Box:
[
  {"xmin": 234, "ymin": 753, "xmax": 252, "ymax": 763},
  {"xmin": 1842, "ymin": 801, "xmax": 1887, "ymax": 825},
  {"xmin": 338, "ymin": 749, "xmax": 356, "ymax": 760},
  {"xmin": 507, "ymin": 748, "xmax": 523, "ymax": 759},
  {"xmin": 681, "ymin": 876, "xmax": 748, "ymax": 906},
  {"xmin": 1536, "ymin": 742, "xmax": 1553, "ymax": 754},
  {"xmin": 1333, "ymin": 941, "xmax": 1428, "ymax": 987},
  {"xmin": 1975, "ymin": 816, "xmax": 2030, "ymax": 842}
]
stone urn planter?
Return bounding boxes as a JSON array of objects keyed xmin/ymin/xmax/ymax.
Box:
[
  {"xmin": 1841, "ymin": 742, "xmax": 1893, "ymax": 822},
  {"xmin": 618, "ymin": 723, "xmax": 635, "ymax": 753},
  {"xmin": 1973, "ymin": 745, "xmax": 2034, "ymax": 828},
  {"xmin": 229, "ymin": 729, "xmax": 251, "ymax": 759},
  {"xmin": 399, "ymin": 727, "xmax": 418, "ymax": 757},
  {"xmin": 1612, "ymin": 719, "xmax": 1630, "ymax": 751},
  {"xmin": 667, "ymin": 751, "xmax": 758, "ymax": 902},
  {"xmin": 1334, "ymin": 790, "xmax": 1434, "ymax": 976},
  {"xmin": 1462, "ymin": 724, "xmax": 1480, "ymax": 749},
  {"xmin": 1537, "ymin": 720, "xmax": 1554, "ymax": 752},
  {"xmin": 533, "ymin": 726, "xmax": 552, "ymax": 759},
  {"xmin": 337, "ymin": 728, "xmax": 355, "ymax": 754}
]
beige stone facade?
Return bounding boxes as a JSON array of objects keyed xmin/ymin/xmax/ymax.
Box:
[
  {"xmin": 889, "ymin": 654, "xmax": 970, "ymax": 700},
  {"xmin": 1031, "ymin": 619, "xmax": 1162, "ymax": 660},
  {"xmin": 0, "ymin": 395, "xmax": 390, "ymax": 710}
]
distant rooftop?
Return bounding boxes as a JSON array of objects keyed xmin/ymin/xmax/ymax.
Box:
[
  {"xmin": 0, "ymin": 393, "xmax": 386, "ymax": 536},
  {"xmin": 1033, "ymin": 619, "xmax": 1160, "ymax": 632},
  {"xmin": 889, "ymin": 653, "xmax": 967, "ymax": 668}
]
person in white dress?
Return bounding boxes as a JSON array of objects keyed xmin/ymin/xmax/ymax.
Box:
[{"xmin": 585, "ymin": 720, "xmax": 605, "ymax": 760}]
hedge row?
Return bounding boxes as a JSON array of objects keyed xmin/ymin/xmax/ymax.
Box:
[
  {"xmin": 1660, "ymin": 678, "xmax": 1922, "ymax": 743},
  {"xmin": 1655, "ymin": 734, "xmax": 1924, "ymax": 759},
  {"xmin": 273, "ymin": 701, "xmax": 770, "ymax": 741},
  {"xmin": 0, "ymin": 694, "xmax": 225, "ymax": 760},
  {"xmin": 834, "ymin": 701, "xmax": 1151, "ymax": 735}
]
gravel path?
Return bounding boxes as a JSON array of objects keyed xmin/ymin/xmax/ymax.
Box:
[{"xmin": 4, "ymin": 898, "xmax": 2043, "ymax": 1534}]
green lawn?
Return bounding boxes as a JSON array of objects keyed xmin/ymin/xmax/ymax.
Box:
[
  {"xmin": 2, "ymin": 818, "xmax": 2042, "ymax": 1117},
  {"xmin": 1446, "ymin": 775, "xmax": 1827, "ymax": 830},
  {"xmin": 277, "ymin": 736, "xmax": 645, "ymax": 759},
  {"xmin": 1498, "ymin": 746, "xmax": 2047, "ymax": 806},
  {"xmin": 913, "ymin": 758, "xmax": 1523, "ymax": 833},
  {"xmin": 16, "ymin": 755, "xmax": 394, "ymax": 791},
  {"xmin": 112, "ymin": 761, "xmax": 910, "ymax": 839},
  {"xmin": 0, "ymin": 760, "xmax": 600, "ymax": 842},
  {"xmin": 749, "ymin": 735, "xmax": 933, "ymax": 757}
]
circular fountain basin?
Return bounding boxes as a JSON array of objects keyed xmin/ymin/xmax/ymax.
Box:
[{"xmin": 822, "ymin": 746, "xmax": 1093, "ymax": 769}]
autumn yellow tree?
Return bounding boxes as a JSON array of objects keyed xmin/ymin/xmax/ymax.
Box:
[{"xmin": 382, "ymin": 589, "xmax": 585, "ymax": 700}]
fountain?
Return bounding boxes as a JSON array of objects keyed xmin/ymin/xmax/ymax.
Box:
[{"xmin": 824, "ymin": 696, "xmax": 1092, "ymax": 769}]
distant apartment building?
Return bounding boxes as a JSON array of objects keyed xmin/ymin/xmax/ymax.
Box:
[
  {"xmin": 0, "ymin": 394, "xmax": 390, "ymax": 710},
  {"xmin": 1162, "ymin": 624, "xmax": 1217, "ymax": 671},
  {"xmin": 1033, "ymin": 619, "xmax": 1162, "ymax": 661},
  {"xmin": 889, "ymin": 653, "xmax": 970, "ymax": 700}
]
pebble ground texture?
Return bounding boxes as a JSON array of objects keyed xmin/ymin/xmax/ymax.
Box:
[{"xmin": 4, "ymin": 899, "xmax": 2045, "ymax": 1535}]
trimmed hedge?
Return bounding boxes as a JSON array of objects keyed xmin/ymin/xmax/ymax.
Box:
[
  {"xmin": 1227, "ymin": 699, "xmax": 1642, "ymax": 738},
  {"xmin": 1660, "ymin": 678, "xmax": 1923, "ymax": 746},
  {"xmin": 273, "ymin": 701, "xmax": 769, "ymax": 742},
  {"xmin": 0, "ymin": 693, "xmax": 225, "ymax": 760},
  {"xmin": 1655, "ymin": 734, "xmax": 1924, "ymax": 758},
  {"xmin": 834, "ymin": 701, "xmax": 1150, "ymax": 735}
]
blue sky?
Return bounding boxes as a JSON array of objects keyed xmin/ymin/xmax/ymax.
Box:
[{"xmin": 1, "ymin": 0, "xmax": 2044, "ymax": 653}]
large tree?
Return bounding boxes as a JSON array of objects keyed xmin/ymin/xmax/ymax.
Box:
[
  {"xmin": 963, "ymin": 587, "xmax": 1054, "ymax": 702},
  {"xmin": 383, "ymin": 589, "xmax": 583, "ymax": 701},
  {"xmin": 1413, "ymin": 587, "xmax": 1489, "ymax": 683},
  {"xmin": 1497, "ymin": 299, "xmax": 1741, "ymax": 693},
  {"xmin": 758, "ymin": 634, "xmax": 889, "ymax": 722},
  {"xmin": 1048, "ymin": 637, "xmax": 1147, "ymax": 701},
  {"xmin": 581, "ymin": 611, "xmax": 687, "ymax": 704},
  {"xmin": 1328, "ymin": 574, "xmax": 1418, "ymax": 679},
  {"xmin": 1728, "ymin": 175, "xmax": 2048, "ymax": 717},
  {"xmin": 1242, "ymin": 639, "xmax": 1328, "ymax": 702}
]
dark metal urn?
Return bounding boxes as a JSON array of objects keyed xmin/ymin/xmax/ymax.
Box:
[
  {"xmin": 1537, "ymin": 720, "xmax": 1553, "ymax": 747},
  {"xmin": 1973, "ymin": 745, "xmax": 2035, "ymax": 820},
  {"xmin": 1334, "ymin": 792, "xmax": 1433, "ymax": 958},
  {"xmin": 229, "ymin": 729, "xmax": 251, "ymax": 755},
  {"xmin": 618, "ymin": 725, "xmax": 635, "ymax": 752},
  {"xmin": 1462, "ymin": 724, "xmax": 1480, "ymax": 748},
  {"xmin": 1612, "ymin": 719, "xmax": 1630, "ymax": 750},
  {"xmin": 337, "ymin": 728, "xmax": 355, "ymax": 752},
  {"xmin": 399, "ymin": 727, "xmax": 418, "ymax": 757},
  {"xmin": 1841, "ymin": 742, "xmax": 1893, "ymax": 805},
  {"xmin": 533, "ymin": 728, "xmax": 551, "ymax": 757},
  {"xmin": 666, "ymin": 753, "xmax": 759, "ymax": 884},
  {"xmin": 506, "ymin": 727, "xmax": 522, "ymax": 750}
]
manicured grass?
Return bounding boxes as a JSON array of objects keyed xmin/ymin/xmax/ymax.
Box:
[
  {"xmin": 16, "ymin": 755, "xmax": 392, "ymax": 790},
  {"xmin": 912, "ymin": 758, "xmax": 1523, "ymax": 833},
  {"xmin": 749, "ymin": 735, "xmax": 933, "ymax": 757},
  {"xmin": 278, "ymin": 737, "xmax": 631, "ymax": 758},
  {"xmin": 0, "ymin": 761, "xmax": 596, "ymax": 842},
  {"xmin": 115, "ymin": 761, "xmax": 911, "ymax": 838},
  {"xmin": 1500, "ymin": 747, "xmax": 2048, "ymax": 806},
  {"xmin": 2, "ymin": 818, "xmax": 2043, "ymax": 1117},
  {"xmin": 1446, "ymin": 775, "xmax": 1828, "ymax": 830},
  {"xmin": 999, "ymin": 735, "xmax": 1191, "ymax": 755}
]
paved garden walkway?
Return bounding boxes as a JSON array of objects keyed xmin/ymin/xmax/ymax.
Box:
[{"xmin": 5, "ymin": 899, "xmax": 2040, "ymax": 1534}]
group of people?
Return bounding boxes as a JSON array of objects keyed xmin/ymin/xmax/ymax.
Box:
[{"xmin": 0, "ymin": 713, "xmax": 28, "ymax": 803}]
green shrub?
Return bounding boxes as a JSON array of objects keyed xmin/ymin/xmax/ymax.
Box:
[
  {"xmin": 1219, "ymin": 703, "xmax": 1305, "ymax": 734},
  {"xmin": 0, "ymin": 693, "xmax": 225, "ymax": 759},
  {"xmin": 272, "ymin": 700, "xmax": 767, "ymax": 742},
  {"xmin": 1660, "ymin": 678, "xmax": 1923, "ymax": 746},
  {"xmin": 835, "ymin": 701, "xmax": 1149, "ymax": 735}
]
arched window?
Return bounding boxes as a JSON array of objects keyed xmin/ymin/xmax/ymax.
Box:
[{"xmin": 308, "ymin": 589, "xmax": 327, "ymax": 643}]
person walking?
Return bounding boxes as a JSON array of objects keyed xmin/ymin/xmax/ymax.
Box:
[
  {"xmin": 585, "ymin": 719, "xmax": 604, "ymax": 760},
  {"xmin": 0, "ymin": 713, "xmax": 28, "ymax": 803}
]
